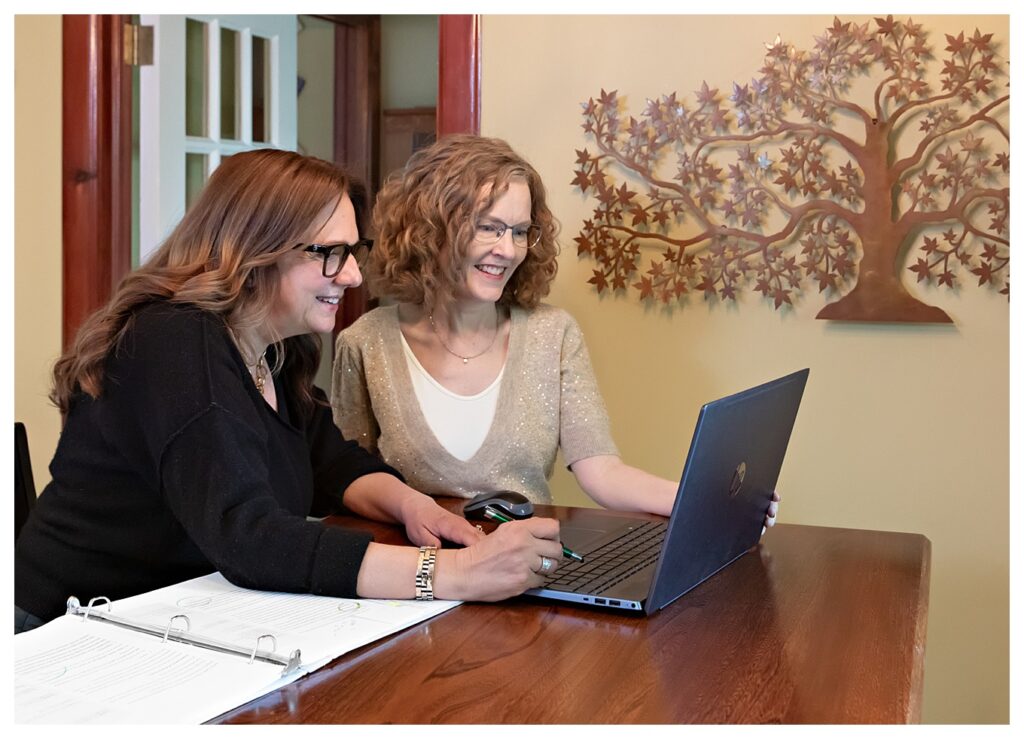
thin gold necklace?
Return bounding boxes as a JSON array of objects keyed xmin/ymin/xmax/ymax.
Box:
[
  {"xmin": 428, "ymin": 311, "xmax": 499, "ymax": 365},
  {"xmin": 229, "ymin": 328, "xmax": 269, "ymax": 393},
  {"xmin": 249, "ymin": 354, "xmax": 268, "ymax": 394}
]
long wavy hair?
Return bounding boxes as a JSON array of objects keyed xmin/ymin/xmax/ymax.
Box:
[
  {"xmin": 51, "ymin": 149, "xmax": 364, "ymax": 415},
  {"xmin": 367, "ymin": 134, "xmax": 559, "ymax": 311}
]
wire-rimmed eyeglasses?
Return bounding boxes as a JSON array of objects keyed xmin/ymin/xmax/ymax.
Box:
[
  {"xmin": 474, "ymin": 219, "xmax": 543, "ymax": 249},
  {"xmin": 293, "ymin": 239, "xmax": 373, "ymax": 278}
]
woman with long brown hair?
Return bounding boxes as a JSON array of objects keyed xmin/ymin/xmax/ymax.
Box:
[{"xmin": 14, "ymin": 149, "xmax": 563, "ymax": 633}]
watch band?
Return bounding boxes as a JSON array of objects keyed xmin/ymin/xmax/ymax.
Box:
[{"xmin": 415, "ymin": 546, "xmax": 437, "ymax": 601}]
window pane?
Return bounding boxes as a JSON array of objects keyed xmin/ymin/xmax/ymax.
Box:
[
  {"xmin": 220, "ymin": 28, "xmax": 239, "ymax": 140},
  {"xmin": 252, "ymin": 36, "xmax": 271, "ymax": 143},
  {"xmin": 186, "ymin": 153, "xmax": 208, "ymax": 209},
  {"xmin": 185, "ymin": 19, "xmax": 207, "ymax": 137}
]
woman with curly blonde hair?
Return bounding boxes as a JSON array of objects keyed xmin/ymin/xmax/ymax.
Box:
[
  {"xmin": 15, "ymin": 148, "xmax": 566, "ymax": 633},
  {"xmin": 332, "ymin": 135, "xmax": 781, "ymax": 520}
]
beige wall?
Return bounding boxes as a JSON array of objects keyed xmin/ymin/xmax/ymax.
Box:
[
  {"xmin": 482, "ymin": 15, "xmax": 1008, "ymax": 724},
  {"xmin": 14, "ymin": 15, "xmax": 63, "ymax": 490}
]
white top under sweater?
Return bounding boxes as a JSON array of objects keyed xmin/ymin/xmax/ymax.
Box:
[{"xmin": 399, "ymin": 332, "xmax": 504, "ymax": 461}]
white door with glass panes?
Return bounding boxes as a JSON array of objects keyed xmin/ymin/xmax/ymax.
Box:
[{"xmin": 139, "ymin": 15, "xmax": 297, "ymax": 263}]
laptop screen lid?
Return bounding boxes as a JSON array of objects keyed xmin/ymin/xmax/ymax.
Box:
[{"xmin": 644, "ymin": 368, "xmax": 809, "ymax": 614}]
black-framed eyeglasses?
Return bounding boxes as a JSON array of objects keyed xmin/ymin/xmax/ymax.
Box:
[
  {"xmin": 474, "ymin": 219, "xmax": 543, "ymax": 249},
  {"xmin": 293, "ymin": 239, "xmax": 373, "ymax": 278}
]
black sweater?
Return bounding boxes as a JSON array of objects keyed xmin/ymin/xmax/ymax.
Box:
[{"xmin": 16, "ymin": 301, "xmax": 400, "ymax": 621}]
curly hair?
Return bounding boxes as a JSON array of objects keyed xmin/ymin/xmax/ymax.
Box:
[
  {"xmin": 367, "ymin": 134, "xmax": 559, "ymax": 311},
  {"xmin": 51, "ymin": 149, "xmax": 365, "ymax": 415}
]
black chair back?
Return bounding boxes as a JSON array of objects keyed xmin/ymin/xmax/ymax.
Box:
[{"xmin": 15, "ymin": 422, "xmax": 37, "ymax": 539}]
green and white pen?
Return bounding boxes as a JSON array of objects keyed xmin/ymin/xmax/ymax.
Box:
[{"xmin": 482, "ymin": 505, "xmax": 585, "ymax": 563}]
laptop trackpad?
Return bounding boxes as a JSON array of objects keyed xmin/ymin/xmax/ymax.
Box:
[{"xmin": 559, "ymin": 521, "xmax": 638, "ymax": 552}]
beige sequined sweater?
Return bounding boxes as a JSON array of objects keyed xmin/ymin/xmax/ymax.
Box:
[{"xmin": 331, "ymin": 303, "xmax": 619, "ymax": 503}]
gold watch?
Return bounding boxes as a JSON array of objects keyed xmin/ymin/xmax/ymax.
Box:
[{"xmin": 415, "ymin": 546, "xmax": 437, "ymax": 601}]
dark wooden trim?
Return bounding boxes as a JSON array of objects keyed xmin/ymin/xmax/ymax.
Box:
[
  {"xmin": 437, "ymin": 15, "xmax": 481, "ymax": 136},
  {"xmin": 333, "ymin": 18, "xmax": 381, "ymax": 195},
  {"xmin": 62, "ymin": 15, "xmax": 133, "ymax": 348},
  {"xmin": 333, "ymin": 17, "xmax": 381, "ymax": 331}
]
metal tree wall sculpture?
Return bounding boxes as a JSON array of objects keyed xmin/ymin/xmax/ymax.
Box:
[{"xmin": 572, "ymin": 16, "xmax": 1009, "ymax": 322}]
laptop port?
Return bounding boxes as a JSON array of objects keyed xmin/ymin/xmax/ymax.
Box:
[
  {"xmin": 595, "ymin": 598, "xmax": 607, "ymax": 605},
  {"xmin": 609, "ymin": 600, "xmax": 621, "ymax": 606}
]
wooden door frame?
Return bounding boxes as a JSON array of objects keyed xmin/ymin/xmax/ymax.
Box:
[
  {"xmin": 61, "ymin": 13, "xmax": 481, "ymax": 341},
  {"xmin": 327, "ymin": 15, "xmax": 382, "ymax": 196},
  {"xmin": 437, "ymin": 15, "xmax": 481, "ymax": 136},
  {"xmin": 62, "ymin": 15, "xmax": 133, "ymax": 348}
]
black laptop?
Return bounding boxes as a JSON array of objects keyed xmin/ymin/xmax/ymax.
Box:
[{"xmin": 526, "ymin": 368, "xmax": 809, "ymax": 614}]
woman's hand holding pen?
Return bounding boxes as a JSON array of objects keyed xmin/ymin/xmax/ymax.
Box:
[{"xmin": 434, "ymin": 518, "xmax": 564, "ymax": 602}]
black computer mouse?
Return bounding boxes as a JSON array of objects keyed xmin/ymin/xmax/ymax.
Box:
[{"xmin": 463, "ymin": 490, "xmax": 534, "ymax": 521}]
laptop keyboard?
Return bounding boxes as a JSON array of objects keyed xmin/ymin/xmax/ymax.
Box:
[{"xmin": 544, "ymin": 520, "xmax": 667, "ymax": 595}]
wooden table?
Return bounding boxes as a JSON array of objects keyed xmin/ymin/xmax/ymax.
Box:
[{"xmin": 215, "ymin": 504, "xmax": 930, "ymax": 724}]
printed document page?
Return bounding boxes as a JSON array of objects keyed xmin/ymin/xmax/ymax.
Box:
[
  {"xmin": 14, "ymin": 615, "xmax": 287, "ymax": 724},
  {"xmin": 15, "ymin": 573, "xmax": 460, "ymax": 724},
  {"xmin": 110, "ymin": 572, "xmax": 460, "ymax": 671}
]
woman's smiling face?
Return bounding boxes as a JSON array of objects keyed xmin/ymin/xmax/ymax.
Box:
[
  {"xmin": 456, "ymin": 179, "xmax": 532, "ymax": 306},
  {"xmin": 269, "ymin": 193, "xmax": 363, "ymax": 339}
]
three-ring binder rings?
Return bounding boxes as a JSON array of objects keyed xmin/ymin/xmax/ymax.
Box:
[
  {"xmin": 64, "ymin": 595, "xmax": 304, "ymax": 675},
  {"xmin": 15, "ymin": 572, "xmax": 460, "ymax": 724}
]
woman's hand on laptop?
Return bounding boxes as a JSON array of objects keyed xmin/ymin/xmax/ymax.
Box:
[{"xmin": 761, "ymin": 490, "xmax": 781, "ymax": 536}]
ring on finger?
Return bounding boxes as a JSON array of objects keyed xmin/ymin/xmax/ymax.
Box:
[{"xmin": 540, "ymin": 556, "xmax": 553, "ymax": 573}]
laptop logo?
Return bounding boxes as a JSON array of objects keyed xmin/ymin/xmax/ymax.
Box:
[{"xmin": 728, "ymin": 462, "xmax": 747, "ymax": 497}]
